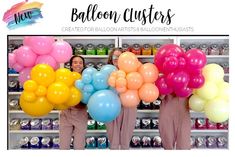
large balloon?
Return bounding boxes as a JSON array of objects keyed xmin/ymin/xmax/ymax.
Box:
[
  {"xmin": 155, "ymin": 76, "xmax": 173, "ymax": 95},
  {"xmin": 189, "ymin": 95, "xmax": 206, "ymax": 112},
  {"xmin": 19, "ymin": 67, "xmax": 32, "ymax": 85},
  {"xmin": 27, "ymin": 36, "xmax": 55, "ymax": 55},
  {"xmin": 88, "ymin": 90, "xmax": 121, "ymax": 123},
  {"xmin": 196, "ymin": 81, "xmax": 218, "ymax": 100},
  {"xmin": 118, "ymin": 52, "xmax": 139, "ymax": 73},
  {"xmin": 47, "ymin": 82, "xmax": 70, "ymax": 104},
  {"xmin": 120, "ymin": 90, "xmax": 140, "ymax": 108},
  {"xmin": 126, "ymin": 72, "xmax": 143, "ymax": 90},
  {"xmin": 185, "ymin": 49, "xmax": 207, "ymax": 70},
  {"xmin": 138, "ymin": 63, "xmax": 159, "ymax": 83},
  {"xmin": 202, "ymin": 64, "xmax": 224, "ymax": 83},
  {"xmin": 15, "ymin": 46, "xmax": 37, "ymax": 67},
  {"xmin": 169, "ymin": 71, "xmax": 189, "ymax": 89},
  {"xmin": 31, "ymin": 64, "xmax": 55, "ymax": 87},
  {"xmin": 50, "ymin": 41, "xmax": 72, "ymax": 63},
  {"xmin": 188, "ymin": 74, "xmax": 205, "ymax": 89},
  {"xmin": 204, "ymin": 98, "xmax": 229, "ymax": 123},
  {"xmin": 162, "ymin": 56, "xmax": 178, "ymax": 74},
  {"xmin": 35, "ymin": 55, "xmax": 57, "ymax": 70},
  {"xmin": 20, "ymin": 96, "xmax": 54, "ymax": 117},
  {"xmin": 64, "ymin": 87, "xmax": 82, "ymax": 107},
  {"xmin": 55, "ymin": 68, "xmax": 73, "ymax": 86},
  {"xmin": 92, "ymin": 71, "xmax": 109, "ymax": 90},
  {"xmin": 139, "ymin": 83, "xmax": 159, "ymax": 102}
]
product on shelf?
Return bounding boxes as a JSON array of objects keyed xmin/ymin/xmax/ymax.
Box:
[
  {"xmin": 9, "ymin": 98, "xmax": 20, "ymax": 110},
  {"xmin": 52, "ymin": 118, "xmax": 59, "ymax": 130},
  {"xmin": 42, "ymin": 118, "xmax": 53, "ymax": 130},
  {"xmin": 209, "ymin": 44, "xmax": 220, "ymax": 55},
  {"xmin": 85, "ymin": 136, "xmax": 97, "ymax": 149},
  {"xmin": 86, "ymin": 44, "xmax": 96, "ymax": 55},
  {"xmin": 152, "ymin": 44, "xmax": 161, "ymax": 55},
  {"xmin": 20, "ymin": 118, "xmax": 31, "ymax": 130},
  {"xmin": 19, "ymin": 85, "xmax": 23, "ymax": 91},
  {"xmin": 188, "ymin": 44, "xmax": 197, "ymax": 51},
  {"xmin": 206, "ymin": 136, "xmax": 217, "ymax": 148},
  {"xmin": 131, "ymin": 44, "xmax": 141, "ymax": 55},
  {"xmin": 142, "ymin": 44, "xmax": 152, "ymax": 55},
  {"xmin": 8, "ymin": 68, "xmax": 18, "ymax": 74},
  {"xmin": 220, "ymin": 43, "xmax": 229, "ymax": 55},
  {"xmin": 195, "ymin": 136, "xmax": 207, "ymax": 148},
  {"xmin": 135, "ymin": 118, "xmax": 141, "ymax": 129},
  {"xmin": 180, "ymin": 44, "xmax": 187, "ymax": 52},
  {"xmin": 30, "ymin": 136, "xmax": 42, "ymax": 149},
  {"xmin": 220, "ymin": 62, "xmax": 229, "ymax": 74},
  {"xmin": 87, "ymin": 119, "xmax": 96, "ymax": 130},
  {"xmin": 8, "ymin": 79, "xmax": 19, "ymax": 91},
  {"xmin": 97, "ymin": 122, "xmax": 106, "ymax": 130},
  {"xmin": 74, "ymin": 43, "xmax": 86, "ymax": 55},
  {"xmin": 97, "ymin": 136, "xmax": 107, "ymax": 149},
  {"xmin": 30, "ymin": 118, "xmax": 42, "ymax": 130},
  {"xmin": 130, "ymin": 136, "xmax": 141, "ymax": 148},
  {"xmin": 206, "ymin": 119, "xmax": 217, "ymax": 129},
  {"xmin": 19, "ymin": 136, "xmax": 30, "ymax": 149},
  {"xmin": 52, "ymin": 136, "xmax": 60, "ymax": 149},
  {"xmin": 199, "ymin": 44, "xmax": 209, "ymax": 55},
  {"xmin": 41, "ymin": 137, "xmax": 52, "ymax": 148},
  {"xmin": 217, "ymin": 136, "xmax": 228, "ymax": 148},
  {"xmin": 151, "ymin": 118, "xmax": 159, "ymax": 129},
  {"xmin": 97, "ymin": 44, "xmax": 107, "ymax": 55},
  {"xmin": 107, "ymin": 44, "xmax": 115, "ymax": 55},
  {"xmin": 151, "ymin": 99, "xmax": 161, "ymax": 110},
  {"xmin": 96, "ymin": 62, "xmax": 106, "ymax": 70},
  {"xmin": 10, "ymin": 118, "xmax": 21, "ymax": 130},
  {"xmin": 86, "ymin": 62, "xmax": 96, "ymax": 68},
  {"xmin": 195, "ymin": 118, "xmax": 207, "ymax": 129},
  {"xmin": 141, "ymin": 101, "xmax": 152, "ymax": 110},
  {"xmin": 122, "ymin": 44, "xmax": 131, "ymax": 52},
  {"xmin": 142, "ymin": 136, "xmax": 151, "ymax": 148},
  {"xmin": 191, "ymin": 118, "xmax": 196, "ymax": 129},
  {"xmin": 190, "ymin": 136, "xmax": 196, "ymax": 148},
  {"xmin": 141, "ymin": 118, "xmax": 151, "ymax": 129},
  {"xmin": 8, "ymin": 44, "xmax": 16, "ymax": 53},
  {"xmin": 152, "ymin": 136, "xmax": 162, "ymax": 148},
  {"xmin": 217, "ymin": 120, "xmax": 228, "ymax": 130}
]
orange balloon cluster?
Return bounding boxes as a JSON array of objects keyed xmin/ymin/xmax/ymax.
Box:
[
  {"xmin": 109, "ymin": 52, "xmax": 159, "ymax": 108},
  {"xmin": 20, "ymin": 64, "xmax": 82, "ymax": 117}
]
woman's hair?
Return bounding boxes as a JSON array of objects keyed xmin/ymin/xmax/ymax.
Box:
[
  {"xmin": 69, "ymin": 55, "xmax": 85, "ymax": 72},
  {"xmin": 107, "ymin": 47, "xmax": 123, "ymax": 65}
]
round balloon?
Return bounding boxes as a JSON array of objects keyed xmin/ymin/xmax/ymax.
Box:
[
  {"xmin": 139, "ymin": 83, "xmax": 159, "ymax": 102},
  {"xmin": 120, "ymin": 90, "xmax": 140, "ymax": 108},
  {"xmin": 189, "ymin": 94, "xmax": 206, "ymax": 112},
  {"xmin": 35, "ymin": 55, "xmax": 57, "ymax": 70},
  {"xmin": 64, "ymin": 87, "xmax": 82, "ymax": 107},
  {"xmin": 28, "ymin": 36, "xmax": 54, "ymax": 55},
  {"xmin": 92, "ymin": 71, "xmax": 109, "ymax": 90},
  {"xmin": 118, "ymin": 52, "xmax": 139, "ymax": 73},
  {"xmin": 126, "ymin": 72, "xmax": 143, "ymax": 90},
  {"xmin": 55, "ymin": 68, "xmax": 73, "ymax": 86},
  {"xmin": 155, "ymin": 76, "xmax": 173, "ymax": 95},
  {"xmin": 50, "ymin": 41, "xmax": 72, "ymax": 63},
  {"xmin": 202, "ymin": 64, "xmax": 224, "ymax": 83},
  {"xmin": 185, "ymin": 49, "xmax": 207, "ymax": 70},
  {"xmin": 23, "ymin": 80, "xmax": 37, "ymax": 92},
  {"xmin": 138, "ymin": 63, "xmax": 159, "ymax": 83},
  {"xmin": 47, "ymin": 82, "xmax": 70, "ymax": 104},
  {"xmin": 15, "ymin": 46, "xmax": 37, "ymax": 67},
  {"xmin": 35, "ymin": 85, "xmax": 47, "ymax": 96},
  {"xmin": 196, "ymin": 81, "xmax": 218, "ymax": 100}
]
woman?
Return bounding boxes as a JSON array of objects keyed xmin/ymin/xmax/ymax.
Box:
[
  {"xmin": 106, "ymin": 48, "xmax": 137, "ymax": 149},
  {"xmin": 59, "ymin": 55, "xmax": 88, "ymax": 150},
  {"xmin": 159, "ymin": 93, "xmax": 191, "ymax": 149}
]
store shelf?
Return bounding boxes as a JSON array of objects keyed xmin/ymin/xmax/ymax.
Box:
[
  {"xmin": 9, "ymin": 130, "xmax": 59, "ymax": 134},
  {"xmin": 206, "ymin": 55, "xmax": 229, "ymax": 59},
  {"xmin": 9, "ymin": 110, "xmax": 60, "ymax": 114},
  {"xmin": 9, "ymin": 92, "xmax": 22, "ymax": 95},
  {"xmin": 80, "ymin": 55, "xmax": 108, "ymax": 58},
  {"xmin": 8, "ymin": 74, "xmax": 19, "ymax": 77}
]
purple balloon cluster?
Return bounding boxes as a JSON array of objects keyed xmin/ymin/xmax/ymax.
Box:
[
  {"xmin": 9, "ymin": 36, "xmax": 72, "ymax": 85},
  {"xmin": 154, "ymin": 44, "xmax": 207, "ymax": 97}
]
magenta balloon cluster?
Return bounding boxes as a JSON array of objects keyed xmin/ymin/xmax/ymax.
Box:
[
  {"xmin": 155, "ymin": 44, "xmax": 207, "ymax": 97},
  {"xmin": 9, "ymin": 36, "xmax": 72, "ymax": 85}
]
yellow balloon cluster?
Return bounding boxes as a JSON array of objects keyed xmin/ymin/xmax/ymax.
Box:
[
  {"xmin": 189, "ymin": 64, "xmax": 229, "ymax": 123},
  {"xmin": 20, "ymin": 64, "xmax": 82, "ymax": 117}
]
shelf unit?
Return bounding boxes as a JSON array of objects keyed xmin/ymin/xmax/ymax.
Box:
[{"xmin": 8, "ymin": 35, "xmax": 229, "ymax": 149}]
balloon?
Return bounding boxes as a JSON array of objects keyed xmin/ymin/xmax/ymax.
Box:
[
  {"xmin": 64, "ymin": 87, "xmax": 82, "ymax": 107},
  {"xmin": 47, "ymin": 82, "xmax": 70, "ymax": 104},
  {"xmin": 188, "ymin": 74, "xmax": 205, "ymax": 89},
  {"xmin": 21, "ymin": 91, "xmax": 36, "ymax": 102},
  {"xmin": 83, "ymin": 84, "xmax": 95, "ymax": 93},
  {"xmin": 166, "ymin": 72, "xmax": 175, "ymax": 88},
  {"xmin": 185, "ymin": 49, "xmax": 207, "ymax": 70},
  {"xmin": 82, "ymin": 73, "xmax": 92, "ymax": 84},
  {"xmin": 155, "ymin": 76, "xmax": 173, "ymax": 95},
  {"xmin": 204, "ymin": 98, "xmax": 229, "ymax": 123},
  {"xmin": 19, "ymin": 67, "xmax": 32, "ymax": 85},
  {"xmin": 28, "ymin": 36, "xmax": 55, "ymax": 55},
  {"xmin": 139, "ymin": 83, "xmax": 159, "ymax": 102},
  {"xmin": 20, "ymin": 96, "xmax": 54, "ymax": 117},
  {"xmin": 116, "ymin": 70, "xmax": 126, "ymax": 78},
  {"xmin": 9, "ymin": 53, "xmax": 16, "ymax": 68},
  {"xmin": 126, "ymin": 72, "xmax": 143, "ymax": 90},
  {"xmin": 202, "ymin": 64, "xmax": 224, "ymax": 83},
  {"xmin": 178, "ymin": 56, "xmax": 187, "ymax": 70},
  {"xmin": 35, "ymin": 85, "xmax": 47, "ymax": 96},
  {"xmin": 12, "ymin": 62, "xmax": 24, "ymax": 72},
  {"xmin": 92, "ymin": 72, "xmax": 109, "ymax": 90},
  {"xmin": 31, "ymin": 64, "xmax": 55, "ymax": 87},
  {"xmin": 81, "ymin": 91, "xmax": 92, "ymax": 104},
  {"xmin": 217, "ymin": 81, "xmax": 229, "ymax": 101},
  {"xmin": 138, "ymin": 63, "xmax": 159, "ymax": 83},
  {"xmin": 55, "ymin": 68, "xmax": 73, "ymax": 86},
  {"xmin": 100, "ymin": 64, "xmax": 117, "ymax": 75},
  {"xmin": 169, "ymin": 71, "xmax": 189, "ymax": 89},
  {"xmin": 120, "ymin": 90, "xmax": 140, "ymax": 108},
  {"xmin": 54, "ymin": 104, "xmax": 69, "ymax": 110},
  {"xmin": 71, "ymin": 72, "xmax": 81, "ymax": 81},
  {"xmin": 175, "ymin": 86, "xmax": 192, "ymax": 97},
  {"xmin": 23, "ymin": 80, "xmax": 37, "ymax": 92},
  {"xmin": 116, "ymin": 87, "xmax": 127, "ymax": 93},
  {"xmin": 88, "ymin": 90, "xmax": 121, "ymax": 123},
  {"xmin": 50, "ymin": 41, "xmax": 72, "ymax": 63},
  {"xmin": 23, "ymin": 36, "xmax": 31, "ymax": 46},
  {"xmin": 196, "ymin": 81, "xmax": 218, "ymax": 100},
  {"xmin": 189, "ymin": 95, "xmax": 206, "ymax": 112},
  {"xmin": 108, "ymin": 76, "xmax": 116, "ymax": 87},
  {"xmin": 15, "ymin": 46, "xmax": 37, "ymax": 67},
  {"xmin": 82, "ymin": 67, "xmax": 97, "ymax": 76},
  {"xmin": 115, "ymin": 77, "xmax": 127, "ymax": 88},
  {"xmin": 118, "ymin": 52, "xmax": 139, "ymax": 73},
  {"xmin": 35, "ymin": 55, "xmax": 57, "ymax": 70},
  {"xmin": 75, "ymin": 80, "xmax": 84, "ymax": 90},
  {"xmin": 162, "ymin": 56, "xmax": 178, "ymax": 74}
]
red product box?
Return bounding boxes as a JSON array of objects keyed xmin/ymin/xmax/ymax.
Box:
[{"xmin": 206, "ymin": 119, "xmax": 217, "ymax": 129}]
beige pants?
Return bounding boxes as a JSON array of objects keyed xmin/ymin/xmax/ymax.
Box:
[
  {"xmin": 106, "ymin": 107, "xmax": 137, "ymax": 150},
  {"xmin": 59, "ymin": 107, "xmax": 88, "ymax": 149},
  {"xmin": 159, "ymin": 95, "xmax": 191, "ymax": 149}
]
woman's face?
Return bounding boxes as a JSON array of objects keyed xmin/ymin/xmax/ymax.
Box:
[
  {"xmin": 71, "ymin": 57, "xmax": 84, "ymax": 73},
  {"xmin": 112, "ymin": 50, "xmax": 122, "ymax": 67}
]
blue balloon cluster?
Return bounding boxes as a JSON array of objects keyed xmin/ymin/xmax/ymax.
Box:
[{"xmin": 75, "ymin": 65, "xmax": 117, "ymax": 104}]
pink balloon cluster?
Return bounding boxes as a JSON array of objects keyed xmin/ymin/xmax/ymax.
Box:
[
  {"xmin": 9, "ymin": 36, "xmax": 72, "ymax": 85},
  {"xmin": 154, "ymin": 44, "xmax": 207, "ymax": 97}
]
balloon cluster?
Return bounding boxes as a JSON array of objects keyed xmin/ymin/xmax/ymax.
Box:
[
  {"xmin": 108, "ymin": 52, "xmax": 159, "ymax": 107},
  {"xmin": 20, "ymin": 64, "xmax": 82, "ymax": 117},
  {"xmin": 9, "ymin": 36, "xmax": 72, "ymax": 85},
  {"xmin": 155, "ymin": 44, "xmax": 207, "ymax": 97},
  {"xmin": 189, "ymin": 64, "xmax": 229, "ymax": 123}
]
